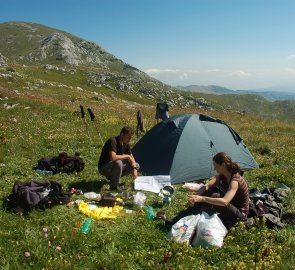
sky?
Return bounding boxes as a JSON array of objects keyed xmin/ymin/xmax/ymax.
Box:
[{"xmin": 1, "ymin": 0, "xmax": 295, "ymax": 91}]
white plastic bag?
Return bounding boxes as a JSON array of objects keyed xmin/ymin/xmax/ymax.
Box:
[
  {"xmin": 83, "ymin": 192, "xmax": 101, "ymax": 200},
  {"xmin": 182, "ymin": 182, "xmax": 204, "ymax": 191},
  {"xmin": 167, "ymin": 214, "xmax": 200, "ymax": 244},
  {"xmin": 192, "ymin": 211, "xmax": 228, "ymax": 248},
  {"xmin": 133, "ymin": 192, "xmax": 146, "ymax": 207}
]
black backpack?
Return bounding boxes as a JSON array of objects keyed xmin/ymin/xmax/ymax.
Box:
[
  {"xmin": 3, "ymin": 180, "xmax": 71, "ymax": 214},
  {"xmin": 34, "ymin": 152, "xmax": 85, "ymax": 174}
]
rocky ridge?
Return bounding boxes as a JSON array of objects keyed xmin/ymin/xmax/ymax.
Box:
[{"xmin": 0, "ymin": 22, "xmax": 227, "ymax": 111}]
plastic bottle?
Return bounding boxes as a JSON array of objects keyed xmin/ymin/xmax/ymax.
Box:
[
  {"xmin": 146, "ymin": 206, "xmax": 155, "ymax": 220},
  {"xmin": 81, "ymin": 218, "xmax": 92, "ymax": 234}
]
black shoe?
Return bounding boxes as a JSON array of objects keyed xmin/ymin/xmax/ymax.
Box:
[{"xmin": 164, "ymin": 220, "xmax": 173, "ymax": 230}]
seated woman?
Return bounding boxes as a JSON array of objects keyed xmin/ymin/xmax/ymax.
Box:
[{"xmin": 165, "ymin": 152, "xmax": 250, "ymax": 228}]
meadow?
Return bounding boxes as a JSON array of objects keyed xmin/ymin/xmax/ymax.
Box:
[{"xmin": 0, "ymin": 65, "xmax": 294, "ymax": 270}]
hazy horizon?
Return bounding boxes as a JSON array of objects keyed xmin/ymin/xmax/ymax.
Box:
[{"xmin": 176, "ymin": 84, "xmax": 295, "ymax": 93}]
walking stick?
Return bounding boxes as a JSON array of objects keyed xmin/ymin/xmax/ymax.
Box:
[
  {"xmin": 79, "ymin": 105, "xmax": 92, "ymax": 143},
  {"xmin": 87, "ymin": 107, "xmax": 103, "ymax": 144}
]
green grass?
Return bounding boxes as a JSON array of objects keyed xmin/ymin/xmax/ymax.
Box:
[{"xmin": 0, "ymin": 66, "xmax": 294, "ymax": 270}]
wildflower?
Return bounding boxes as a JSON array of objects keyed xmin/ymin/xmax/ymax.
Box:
[{"xmin": 24, "ymin": 251, "xmax": 31, "ymax": 257}]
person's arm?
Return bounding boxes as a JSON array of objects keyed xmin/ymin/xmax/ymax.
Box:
[
  {"xmin": 108, "ymin": 139, "xmax": 134, "ymax": 164},
  {"xmin": 130, "ymin": 153, "xmax": 138, "ymax": 178},
  {"xmin": 110, "ymin": 150, "xmax": 137, "ymax": 177},
  {"xmin": 206, "ymin": 176, "xmax": 218, "ymax": 189},
  {"xmin": 188, "ymin": 180, "xmax": 239, "ymax": 207},
  {"xmin": 109, "ymin": 151, "xmax": 133, "ymax": 163}
]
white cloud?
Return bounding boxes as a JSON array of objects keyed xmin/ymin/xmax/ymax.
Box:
[
  {"xmin": 285, "ymin": 68, "xmax": 295, "ymax": 74},
  {"xmin": 183, "ymin": 69, "xmax": 200, "ymax": 74},
  {"xmin": 230, "ymin": 70, "xmax": 251, "ymax": 77},
  {"xmin": 288, "ymin": 54, "xmax": 295, "ymax": 59},
  {"xmin": 144, "ymin": 68, "xmax": 180, "ymax": 75},
  {"xmin": 144, "ymin": 68, "xmax": 200, "ymax": 75},
  {"xmin": 179, "ymin": 73, "xmax": 188, "ymax": 80},
  {"xmin": 143, "ymin": 67, "xmax": 280, "ymax": 89},
  {"xmin": 144, "ymin": 68, "xmax": 200, "ymax": 81},
  {"xmin": 145, "ymin": 68, "xmax": 252, "ymax": 78},
  {"xmin": 205, "ymin": 69, "xmax": 222, "ymax": 73}
]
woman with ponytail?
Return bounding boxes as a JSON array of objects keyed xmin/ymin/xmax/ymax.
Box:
[{"xmin": 166, "ymin": 152, "xmax": 249, "ymax": 228}]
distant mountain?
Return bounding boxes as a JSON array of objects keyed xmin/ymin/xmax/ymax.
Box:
[
  {"xmin": 0, "ymin": 21, "xmax": 144, "ymax": 69},
  {"xmin": 236, "ymin": 89, "xmax": 295, "ymax": 101},
  {"xmin": 178, "ymin": 85, "xmax": 295, "ymax": 101},
  {"xmin": 177, "ymin": 85, "xmax": 234, "ymax": 95}
]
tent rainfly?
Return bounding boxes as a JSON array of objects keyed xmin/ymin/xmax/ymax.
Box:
[{"xmin": 132, "ymin": 114, "xmax": 258, "ymax": 184}]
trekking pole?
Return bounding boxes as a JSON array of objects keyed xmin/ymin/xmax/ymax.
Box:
[
  {"xmin": 79, "ymin": 105, "xmax": 92, "ymax": 143},
  {"xmin": 87, "ymin": 107, "xmax": 104, "ymax": 144}
]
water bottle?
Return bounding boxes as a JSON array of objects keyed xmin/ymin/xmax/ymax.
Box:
[
  {"xmin": 81, "ymin": 218, "xmax": 92, "ymax": 234},
  {"xmin": 35, "ymin": 169, "xmax": 53, "ymax": 175},
  {"xmin": 118, "ymin": 209, "xmax": 134, "ymax": 216},
  {"xmin": 146, "ymin": 206, "xmax": 155, "ymax": 220}
]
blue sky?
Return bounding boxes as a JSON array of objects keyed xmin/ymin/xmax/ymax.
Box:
[{"xmin": 1, "ymin": 0, "xmax": 295, "ymax": 91}]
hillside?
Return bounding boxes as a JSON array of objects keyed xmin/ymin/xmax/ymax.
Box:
[
  {"xmin": 0, "ymin": 22, "xmax": 294, "ymax": 270},
  {"xmin": 0, "ymin": 21, "xmax": 184, "ymax": 107}
]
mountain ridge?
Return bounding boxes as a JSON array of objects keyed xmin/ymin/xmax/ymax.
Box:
[{"xmin": 177, "ymin": 84, "xmax": 295, "ymax": 101}]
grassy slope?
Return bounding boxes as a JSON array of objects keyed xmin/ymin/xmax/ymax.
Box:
[{"xmin": 0, "ymin": 65, "xmax": 294, "ymax": 270}]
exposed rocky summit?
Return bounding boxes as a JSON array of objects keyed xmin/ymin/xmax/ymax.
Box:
[
  {"xmin": 25, "ymin": 32, "xmax": 113, "ymax": 66},
  {"xmin": 0, "ymin": 53, "xmax": 7, "ymax": 66},
  {"xmin": 0, "ymin": 22, "xmax": 120, "ymax": 67}
]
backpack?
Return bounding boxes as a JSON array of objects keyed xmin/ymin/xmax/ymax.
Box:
[
  {"xmin": 34, "ymin": 152, "xmax": 85, "ymax": 174},
  {"xmin": 3, "ymin": 180, "xmax": 71, "ymax": 214}
]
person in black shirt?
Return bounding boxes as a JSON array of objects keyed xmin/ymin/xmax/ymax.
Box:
[{"xmin": 98, "ymin": 126, "xmax": 139, "ymax": 191}]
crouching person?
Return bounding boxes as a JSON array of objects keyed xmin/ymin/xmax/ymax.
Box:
[{"xmin": 98, "ymin": 126, "xmax": 139, "ymax": 192}]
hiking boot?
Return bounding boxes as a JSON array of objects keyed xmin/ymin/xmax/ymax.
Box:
[{"xmin": 164, "ymin": 220, "xmax": 174, "ymax": 230}]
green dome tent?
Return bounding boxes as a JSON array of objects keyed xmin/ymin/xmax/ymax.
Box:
[{"xmin": 132, "ymin": 114, "xmax": 258, "ymax": 184}]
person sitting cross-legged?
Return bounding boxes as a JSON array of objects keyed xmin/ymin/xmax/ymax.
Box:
[
  {"xmin": 163, "ymin": 152, "xmax": 249, "ymax": 229},
  {"xmin": 98, "ymin": 126, "xmax": 139, "ymax": 192}
]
